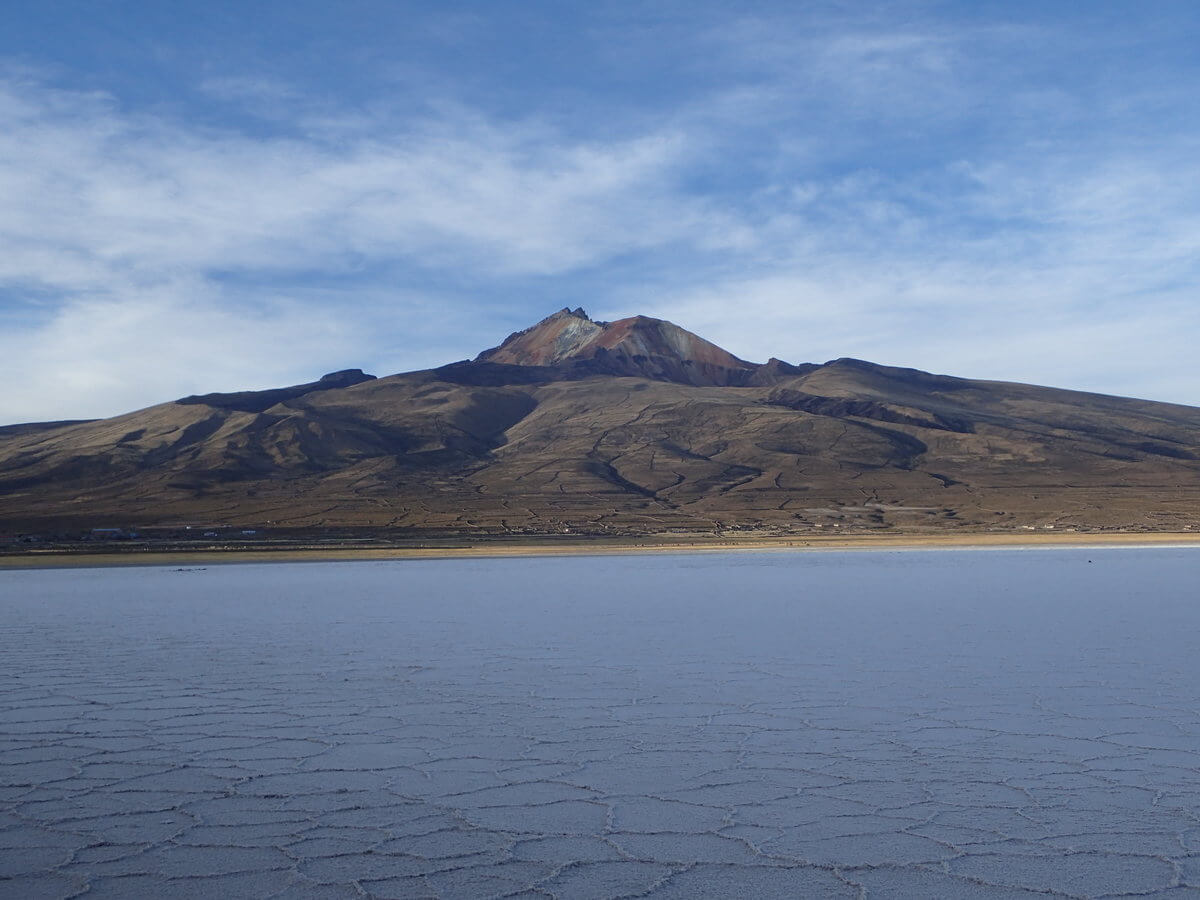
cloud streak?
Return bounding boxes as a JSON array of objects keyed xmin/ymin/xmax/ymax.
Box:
[
  {"xmin": 0, "ymin": 79, "xmax": 726, "ymax": 286},
  {"xmin": 2, "ymin": 5, "xmax": 1200, "ymax": 422},
  {"xmin": 0, "ymin": 74, "xmax": 730, "ymax": 420}
]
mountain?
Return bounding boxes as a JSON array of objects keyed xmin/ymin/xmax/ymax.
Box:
[
  {"xmin": 3, "ymin": 309, "xmax": 1200, "ymax": 539},
  {"xmin": 474, "ymin": 307, "xmax": 780, "ymax": 385}
]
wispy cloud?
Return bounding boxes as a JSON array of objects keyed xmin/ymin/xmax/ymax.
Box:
[
  {"xmin": 0, "ymin": 77, "xmax": 723, "ymax": 285},
  {"xmin": 606, "ymin": 13, "xmax": 1200, "ymax": 403},
  {"xmin": 0, "ymin": 74, "xmax": 729, "ymax": 420},
  {"xmin": 2, "ymin": 4, "xmax": 1200, "ymax": 422},
  {"xmin": 642, "ymin": 145, "xmax": 1200, "ymax": 400}
]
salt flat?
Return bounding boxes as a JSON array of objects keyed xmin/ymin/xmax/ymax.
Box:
[{"xmin": 2, "ymin": 549, "xmax": 1199, "ymax": 898}]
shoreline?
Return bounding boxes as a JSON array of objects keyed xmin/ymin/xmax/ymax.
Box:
[{"xmin": 3, "ymin": 531, "xmax": 1200, "ymax": 569}]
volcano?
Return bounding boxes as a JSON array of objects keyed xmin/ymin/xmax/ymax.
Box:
[
  {"xmin": 2, "ymin": 310, "xmax": 1200, "ymax": 539},
  {"xmin": 474, "ymin": 307, "xmax": 772, "ymax": 385}
]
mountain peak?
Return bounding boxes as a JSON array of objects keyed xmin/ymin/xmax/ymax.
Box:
[
  {"xmin": 475, "ymin": 310, "xmax": 757, "ymax": 386},
  {"xmin": 478, "ymin": 308, "xmax": 606, "ymax": 367}
]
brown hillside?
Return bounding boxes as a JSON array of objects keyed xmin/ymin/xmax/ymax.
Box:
[{"xmin": 3, "ymin": 310, "xmax": 1200, "ymax": 537}]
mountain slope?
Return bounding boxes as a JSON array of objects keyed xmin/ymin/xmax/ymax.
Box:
[
  {"xmin": 2, "ymin": 313, "xmax": 1200, "ymax": 537},
  {"xmin": 476, "ymin": 307, "xmax": 763, "ymax": 385}
]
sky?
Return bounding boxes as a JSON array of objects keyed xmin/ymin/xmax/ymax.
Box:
[{"xmin": 3, "ymin": 0, "xmax": 1200, "ymax": 423}]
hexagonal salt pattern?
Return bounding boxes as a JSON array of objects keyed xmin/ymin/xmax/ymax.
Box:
[{"xmin": 3, "ymin": 548, "xmax": 1200, "ymax": 898}]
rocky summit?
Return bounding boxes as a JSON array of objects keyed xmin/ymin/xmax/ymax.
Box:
[
  {"xmin": 2, "ymin": 311, "xmax": 1200, "ymax": 539},
  {"xmin": 474, "ymin": 308, "xmax": 775, "ymax": 386}
]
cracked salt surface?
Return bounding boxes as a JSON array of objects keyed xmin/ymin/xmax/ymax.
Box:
[{"xmin": 2, "ymin": 548, "xmax": 1200, "ymax": 898}]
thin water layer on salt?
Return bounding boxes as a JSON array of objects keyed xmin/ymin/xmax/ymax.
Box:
[{"xmin": 2, "ymin": 548, "xmax": 1200, "ymax": 898}]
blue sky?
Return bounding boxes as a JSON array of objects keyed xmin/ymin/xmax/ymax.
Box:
[{"xmin": 3, "ymin": 1, "xmax": 1200, "ymax": 422}]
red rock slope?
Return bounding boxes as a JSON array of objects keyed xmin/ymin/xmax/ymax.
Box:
[{"xmin": 477, "ymin": 308, "xmax": 759, "ymax": 386}]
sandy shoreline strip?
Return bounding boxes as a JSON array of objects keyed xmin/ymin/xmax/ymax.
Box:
[{"xmin": 3, "ymin": 531, "xmax": 1200, "ymax": 569}]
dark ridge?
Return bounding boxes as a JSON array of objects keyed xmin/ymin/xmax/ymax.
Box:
[
  {"xmin": 767, "ymin": 389, "xmax": 975, "ymax": 433},
  {"xmin": 177, "ymin": 369, "xmax": 377, "ymax": 413},
  {"xmin": 584, "ymin": 457, "xmax": 662, "ymax": 500},
  {"xmin": 928, "ymin": 472, "xmax": 961, "ymax": 487},
  {"xmin": 1132, "ymin": 442, "xmax": 1199, "ymax": 460},
  {"xmin": 434, "ymin": 361, "xmax": 561, "ymax": 386},
  {"xmin": 318, "ymin": 369, "xmax": 373, "ymax": 383},
  {"xmin": 141, "ymin": 415, "xmax": 231, "ymax": 467},
  {"xmin": 842, "ymin": 420, "xmax": 930, "ymax": 470},
  {"xmin": 745, "ymin": 359, "xmax": 820, "ymax": 386},
  {"xmin": 822, "ymin": 357, "xmax": 973, "ymax": 391},
  {"xmin": 439, "ymin": 355, "xmax": 819, "ymax": 389},
  {"xmin": 581, "ymin": 348, "xmax": 756, "ymax": 386}
]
